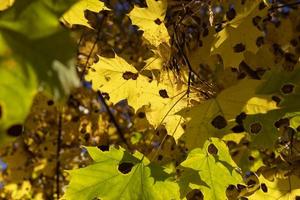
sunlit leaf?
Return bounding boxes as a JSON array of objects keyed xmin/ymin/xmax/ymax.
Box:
[
  {"xmin": 128, "ymin": 0, "xmax": 170, "ymax": 47},
  {"xmin": 63, "ymin": 146, "xmax": 180, "ymax": 200}
]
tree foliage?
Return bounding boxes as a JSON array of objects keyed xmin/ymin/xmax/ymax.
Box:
[{"xmin": 1, "ymin": 0, "xmax": 300, "ymax": 199}]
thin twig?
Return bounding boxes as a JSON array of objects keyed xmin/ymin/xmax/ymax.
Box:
[
  {"xmin": 55, "ymin": 108, "xmax": 63, "ymax": 199},
  {"xmin": 80, "ymin": 13, "xmax": 106, "ymax": 81},
  {"xmin": 80, "ymin": 31, "xmax": 100, "ymax": 81},
  {"xmin": 97, "ymin": 91, "xmax": 130, "ymax": 149},
  {"xmin": 173, "ymin": 25, "xmax": 213, "ymax": 91}
]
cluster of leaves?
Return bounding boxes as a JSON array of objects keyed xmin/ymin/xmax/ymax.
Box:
[{"xmin": 1, "ymin": 0, "xmax": 300, "ymax": 199}]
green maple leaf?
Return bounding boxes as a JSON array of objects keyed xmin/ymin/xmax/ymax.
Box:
[
  {"xmin": 63, "ymin": 146, "xmax": 180, "ymax": 200},
  {"xmin": 243, "ymin": 110, "xmax": 285, "ymax": 148},
  {"xmin": 179, "ymin": 138, "xmax": 242, "ymax": 200}
]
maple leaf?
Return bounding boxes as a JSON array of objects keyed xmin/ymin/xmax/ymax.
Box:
[
  {"xmin": 63, "ymin": 146, "xmax": 180, "ymax": 200},
  {"xmin": 179, "ymin": 79, "xmax": 278, "ymax": 148},
  {"xmin": 145, "ymin": 70, "xmax": 194, "ymax": 140},
  {"xmin": 87, "ymin": 55, "xmax": 191, "ymax": 140},
  {"xmin": 243, "ymin": 46, "xmax": 278, "ymax": 70},
  {"xmin": 61, "ymin": 0, "xmax": 108, "ymax": 29},
  {"xmin": 128, "ymin": 0, "xmax": 170, "ymax": 47},
  {"xmin": 179, "ymin": 138, "xmax": 242, "ymax": 200},
  {"xmin": 248, "ymin": 175, "xmax": 300, "ymax": 200},
  {"xmin": 211, "ymin": 1, "xmax": 267, "ymax": 68},
  {"xmin": 86, "ymin": 54, "xmax": 164, "ymax": 111}
]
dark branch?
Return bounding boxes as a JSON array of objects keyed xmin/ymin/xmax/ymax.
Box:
[
  {"xmin": 97, "ymin": 91, "xmax": 130, "ymax": 149},
  {"xmin": 55, "ymin": 109, "xmax": 63, "ymax": 199}
]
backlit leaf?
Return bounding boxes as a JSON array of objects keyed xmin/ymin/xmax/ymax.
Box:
[
  {"xmin": 63, "ymin": 146, "xmax": 180, "ymax": 200},
  {"xmin": 179, "ymin": 138, "xmax": 242, "ymax": 200},
  {"xmin": 128, "ymin": 0, "xmax": 170, "ymax": 47}
]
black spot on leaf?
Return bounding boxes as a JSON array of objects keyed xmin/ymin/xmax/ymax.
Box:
[
  {"xmin": 186, "ymin": 189, "xmax": 203, "ymax": 200},
  {"xmin": 226, "ymin": 8, "xmax": 236, "ymax": 21},
  {"xmin": 271, "ymin": 95, "xmax": 281, "ymax": 106},
  {"xmin": 236, "ymin": 112, "xmax": 247, "ymax": 125},
  {"xmin": 118, "ymin": 162, "xmax": 134, "ymax": 174},
  {"xmin": 226, "ymin": 184, "xmax": 239, "ymax": 199},
  {"xmin": 272, "ymin": 43, "xmax": 284, "ymax": 57},
  {"xmin": 137, "ymin": 112, "xmax": 146, "ymax": 118},
  {"xmin": 154, "ymin": 18, "xmax": 162, "ymax": 25},
  {"xmin": 252, "ymin": 16, "xmax": 262, "ymax": 26},
  {"xmin": 237, "ymin": 184, "xmax": 246, "ymax": 191},
  {"xmin": 208, "ymin": 143, "xmax": 218, "ymax": 155},
  {"xmin": 261, "ymin": 183, "xmax": 268, "ymax": 193},
  {"xmin": 248, "ymin": 156, "xmax": 255, "ymax": 162},
  {"xmin": 247, "ymin": 179, "xmax": 257, "ymax": 187},
  {"xmin": 295, "ymin": 196, "xmax": 300, "ymax": 200},
  {"xmin": 122, "ymin": 71, "xmax": 139, "ymax": 80},
  {"xmin": 274, "ymin": 118, "xmax": 289, "ymax": 128},
  {"xmin": 159, "ymin": 89, "xmax": 169, "ymax": 98},
  {"xmin": 231, "ymin": 125, "xmax": 245, "ymax": 133},
  {"xmin": 47, "ymin": 100, "xmax": 54, "ymax": 106},
  {"xmin": 281, "ymin": 83, "xmax": 294, "ymax": 94},
  {"xmin": 259, "ymin": 2, "xmax": 266, "ymax": 10},
  {"xmin": 227, "ymin": 184, "xmax": 236, "ymax": 191},
  {"xmin": 157, "ymin": 155, "xmax": 163, "ymax": 161},
  {"xmin": 233, "ymin": 43, "xmax": 246, "ymax": 53},
  {"xmin": 240, "ymin": 197, "xmax": 248, "ymax": 200},
  {"xmin": 285, "ymin": 53, "xmax": 297, "ymax": 64},
  {"xmin": 250, "ymin": 122, "xmax": 262, "ymax": 134},
  {"xmin": 256, "ymin": 36, "xmax": 264, "ymax": 47},
  {"xmin": 211, "ymin": 115, "xmax": 227, "ymax": 129},
  {"xmin": 97, "ymin": 145, "xmax": 109, "ymax": 151},
  {"xmin": 6, "ymin": 124, "xmax": 23, "ymax": 137}
]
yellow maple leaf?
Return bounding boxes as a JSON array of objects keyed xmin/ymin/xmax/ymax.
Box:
[
  {"xmin": 248, "ymin": 175, "xmax": 300, "ymax": 200},
  {"xmin": 86, "ymin": 55, "xmax": 162, "ymax": 111},
  {"xmin": 128, "ymin": 0, "xmax": 170, "ymax": 47},
  {"xmin": 86, "ymin": 55, "xmax": 190, "ymax": 140},
  {"xmin": 211, "ymin": 1, "xmax": 267, "ymax": 68},
  {"xmin": 145, "ymin": 71, "xmax": 191, "ymax": 140},
  {"xmin": 60, "ymin": 0, "xmax": 107, "ymax": 28},
  {"xmin": 179, "ymin": 79, "xmax": 278, "ymax": 148}
]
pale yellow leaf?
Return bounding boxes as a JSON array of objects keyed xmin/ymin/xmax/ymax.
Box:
[
  {"xmin": 61, "ymin": 0, "xmax": 107, "ymax": 28},
  {"xmin": 128, "ymin": 0, "xmax": 170, "ymax": 47}
]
